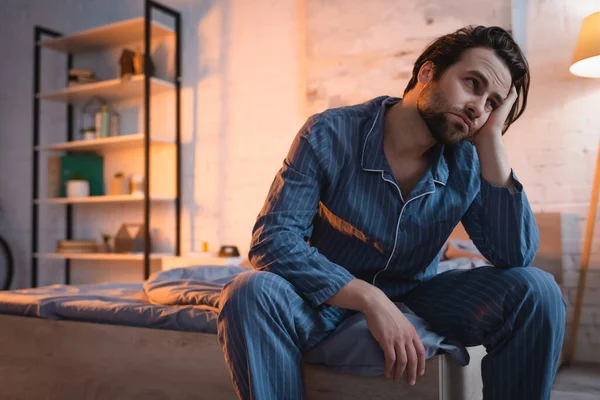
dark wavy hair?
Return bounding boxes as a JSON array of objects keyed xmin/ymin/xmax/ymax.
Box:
[{"xmin": 404, "ymin": 25, "xmax": 530, "ymax": 134}]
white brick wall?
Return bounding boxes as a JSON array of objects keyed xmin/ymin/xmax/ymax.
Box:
[
  {"xmin": 304, "ymin": 0, "xmax": 600, "ymax": 365},
  {"xmin": 2, "ymin": 0, "xmax": 600, "ymax": 363},
  {"xmin": 0, "ymin": 0, "xmax": 304, "ymax": 286},
  {"xmin": 305, "ymin": 0, "xmax": 512, "ymax": 115},
  {"xmin": 510, "ymin": 0, "xmax": 600, "ymax": 364}
]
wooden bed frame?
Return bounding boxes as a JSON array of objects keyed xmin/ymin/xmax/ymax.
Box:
[
  {"xmin": 0, "ymin": 213, "xmax": 563, "ymax": 400},
  {"xmin": 0, "ymin": 314, "xmax": 486, "ymax": 400}
]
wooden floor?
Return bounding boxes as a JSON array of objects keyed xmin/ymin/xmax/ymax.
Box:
[{"xmin": 551, "ymin": 363, "xmax": 600, "ymax": 400}]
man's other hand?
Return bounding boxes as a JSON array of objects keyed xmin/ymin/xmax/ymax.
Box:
[{"xmin": 361, "ymin": 293, "xmax": 426, "ymax": 385}]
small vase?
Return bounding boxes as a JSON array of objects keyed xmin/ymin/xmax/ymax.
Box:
[
  {"xmin": 100, "ymin": 242, "xmax": 112, "ymax": 253},
  {"xmin": 66, "ymin": 180, "xmax": 90, "ymax": 198},
  {"xmin": 109, "ymin": 176, "xmax": 129, "ymax": 195},
  {"xmin": 83, "ymin": 130, "xmax": 96, "ymax": 140}
]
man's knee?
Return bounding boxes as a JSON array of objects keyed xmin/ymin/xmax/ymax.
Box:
[
  {"xmin": 219, "ymin": 270, "xmax": 293, "ymax": 316},
  {"xmin": 508, "ymin": 267, "xmax": 567, "ymax": 324}
]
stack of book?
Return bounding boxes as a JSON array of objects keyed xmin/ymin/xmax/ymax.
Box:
[
  {"xmin": 68, "ymin": 68, "xmax": 98, "ymax": 87},
  {"xmin": 56, "ymin": 239, "xmax": 98, "ymax": 254}
]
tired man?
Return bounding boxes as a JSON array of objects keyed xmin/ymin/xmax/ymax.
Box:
[{"xmin": 218, "ymin": 25, "xmax": 566, "ymax": 400}]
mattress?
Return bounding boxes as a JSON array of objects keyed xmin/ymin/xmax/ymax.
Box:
[{"xmin": 0, "ymin": 280, "xmax": 222, "ymax": 333}]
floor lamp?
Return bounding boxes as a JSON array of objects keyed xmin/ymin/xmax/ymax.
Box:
[{"xmin": 567, "ymin": 11, "xmax": 600, "ymax": 364}]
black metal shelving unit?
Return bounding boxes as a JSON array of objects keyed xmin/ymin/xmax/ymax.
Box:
[{"xmin": 31, "ymin": 0, "xmax": 181, "ymax": 287}]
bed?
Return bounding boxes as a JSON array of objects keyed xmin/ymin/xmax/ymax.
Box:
[{"xmin": 0, "ymin": 212, "xmax": 564, "ymax": 400}]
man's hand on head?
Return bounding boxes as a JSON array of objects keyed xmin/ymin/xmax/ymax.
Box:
[
  {"xmin": 472, "ymin": 85, "xmax": 518, "ymax": 146},
  {"xmin": 469, "ymin": 85, "xmax": 517, "ymax": 189}
]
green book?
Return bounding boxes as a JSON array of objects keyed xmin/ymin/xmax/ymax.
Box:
[{"xmin": 60, "ymin": 153, "xmax": 104, "ymax": 197}]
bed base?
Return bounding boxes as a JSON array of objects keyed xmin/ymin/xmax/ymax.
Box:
[{"xmin": 0, "ymin": 314, "xmax": 484, "ymax": 400}]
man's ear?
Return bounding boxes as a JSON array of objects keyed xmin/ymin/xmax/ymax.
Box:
[{"xmin": 418, "ymin": 61, "xmax": 435, "ymax": 85}]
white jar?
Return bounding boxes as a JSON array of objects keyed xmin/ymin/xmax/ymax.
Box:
[
  {"xmin": 66, "ymin": 180, "xmax": 90, "ymax": 198},
  {"xmin": 130, "ymin": 175, "xmax": 144, "ymax": 196}
]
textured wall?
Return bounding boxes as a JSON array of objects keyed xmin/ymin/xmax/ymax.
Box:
[
  {"xmin": 0, "ymin": 0, "xmax": 305, "ymax": 285},
  {"xmin": 507, "ymin": 0, "xmax": 600, "ymax": 364},
  {"xmin": 304, "ymin": 0, "xmax": 600, "ymax": 363},
  {"xmin": 305, "ymin": 0, "xmax": 511, "ymax": 115}
]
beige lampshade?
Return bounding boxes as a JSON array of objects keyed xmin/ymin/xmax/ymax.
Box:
[{"xmin": 570, "ymin": 11, "xmax": 600, "ymax": 78}]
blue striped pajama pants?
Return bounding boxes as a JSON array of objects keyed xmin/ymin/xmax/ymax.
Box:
[{"xmin": 217, "ymin": 266, "xmax": 566, "ymax": 400}]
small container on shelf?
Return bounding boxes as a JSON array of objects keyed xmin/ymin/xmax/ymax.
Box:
[
  {"xmin": 218, "ymin": 245, "xmax": 240, "ymax": 258},
  {"xmin": 108, "ymin": 172, "xmax": 129, "ymax": 195},
  {"xmin": 100, "ymin": 234, "xmax": 112, "ymax": 253},
  {"xmin": 66, "ymin": 178, "xmax": 90, "ymax": 198},
  {"xmin": 79, "ymin": 127, "xmax": 96, "ymax": 140},
  {"xmin": 130, "ymin": 175, "xmax": 144, "ymax": 196}
]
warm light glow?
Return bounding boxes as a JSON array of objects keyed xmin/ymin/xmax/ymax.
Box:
[
  {"xmin": 570, "ymin": 55, "xmax": 600, "ymax": 78},
  {"xmin": 570, "ymin": 11, "xmax": 600, "ymax": 78}
]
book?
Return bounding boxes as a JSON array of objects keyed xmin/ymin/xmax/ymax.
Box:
[
  {"xmin": 60, "ymin": 154, "xmax": 104, "ymax": 197},
  {"xmin": 47, "ymin": 156, "xmax": 61, "ymax": 198},
  {"xmin": 68, "ymin": 68, "xmax": 95, "ymax": 77}
]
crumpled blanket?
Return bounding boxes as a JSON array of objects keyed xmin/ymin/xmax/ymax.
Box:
[{"xmin": 144, "ymin": 265, "xmax": 471, "ymax": 372}]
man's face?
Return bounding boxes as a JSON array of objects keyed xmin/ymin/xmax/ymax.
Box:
[{"xmin": 416, "ymin": 47, "xmax": 512, "ymax": 145}]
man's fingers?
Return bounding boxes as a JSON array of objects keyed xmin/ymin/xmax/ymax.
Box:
[
  {"xmin": 502, "ymin": 85, "xmax": 518, "ymax": 116},
  {"xmin": 383, "ymin": 344, "xmax": 395, "ymax": 378},
  {"xmin": 509, "ymin": 84, "xmax": 518, "ymax": 100},
  {"xmin": 393, "ymin": 342, "xmax": 407, "ymax": 382},
  {"xmin": 414, "ymin": 337, "xmax": 426, "ymax": 377},
  {"xmin": 405, "ymin": 342, "xmax": 418, "ymax": 386}
]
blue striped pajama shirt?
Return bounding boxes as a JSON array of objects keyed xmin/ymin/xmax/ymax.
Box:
[{"xmin": 218, "ymin": 96, "xmax": 567, "ymax": 400}]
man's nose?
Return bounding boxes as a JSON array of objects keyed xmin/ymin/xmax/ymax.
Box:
[{"xmin": 465, "ymin": 99, "xmax": 484, "ymax": 120}]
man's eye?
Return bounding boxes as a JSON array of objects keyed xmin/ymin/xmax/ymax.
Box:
[
  {"xmin": 467, "ymin": 78, "xmax": 478, "ymax": 88},
  {"xmin": 486, "ymin": 100, "xmax": 497, "ymax": 110}
]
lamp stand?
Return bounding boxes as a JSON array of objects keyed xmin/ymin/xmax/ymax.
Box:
[{"xmin": 567, "ymin": 140, "xmax": 600, "ymax": 364}]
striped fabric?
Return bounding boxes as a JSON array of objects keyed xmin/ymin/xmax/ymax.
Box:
[
  {"xmin": 218, "ymin": 96, "xmax": 566, "ymax": 400},
  {"xmin": 401, "ymin": 265, "xmax": 566, "ymax": 400},
  {"xmin": 218, "ymin": 267, "xmax": 566, "ymax": 400},
  {"xmin": 249, "ymin": 96, "xmax": 539, "ymax": 305}
]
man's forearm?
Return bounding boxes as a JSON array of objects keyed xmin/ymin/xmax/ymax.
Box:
[
  {"xmin": 474, "ymin": 134, "xmax": 514, "ymax": 190},
  {"xmin": 325, "ymin": 278, "xmax": 385, "ymax": 313},
  {"xmin": 467, "ymin": 127, "xmax": 539, "ymax": 268}
]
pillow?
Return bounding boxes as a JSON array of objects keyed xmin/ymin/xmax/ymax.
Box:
[{"xmin": 444, "ymin": 239, "xmax": 487, "ymax": 262}]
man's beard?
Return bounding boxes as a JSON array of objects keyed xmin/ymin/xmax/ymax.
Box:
[{"xmin": 416, "ymin": 83, "xmax": 472, "ymax": 145}]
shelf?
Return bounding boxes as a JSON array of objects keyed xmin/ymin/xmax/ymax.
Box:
[
  {"xmin": 31, "ymin": 8, "xmax": 182, "ymax": 285},
  {"xmin": 38, "ymin": 75, "xmax": 175, "ymax": 105},
  {"xmin": 39, "ymin": 18, "xmax": 174, "ymax": 53},
  {"xmin": 36, "ymin": 134, "xmax": 175, "ymax": 152},
  {"xmin": 160, "ymin": 254, "xmax": 246, "ymax": 270},
  {"xmin": 35, "ymin": 252, "xmax": 172, "ymax": 261},
  {"xmin": 35, "ymin": 195, "xmax": 175, "ymax": 204}
]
